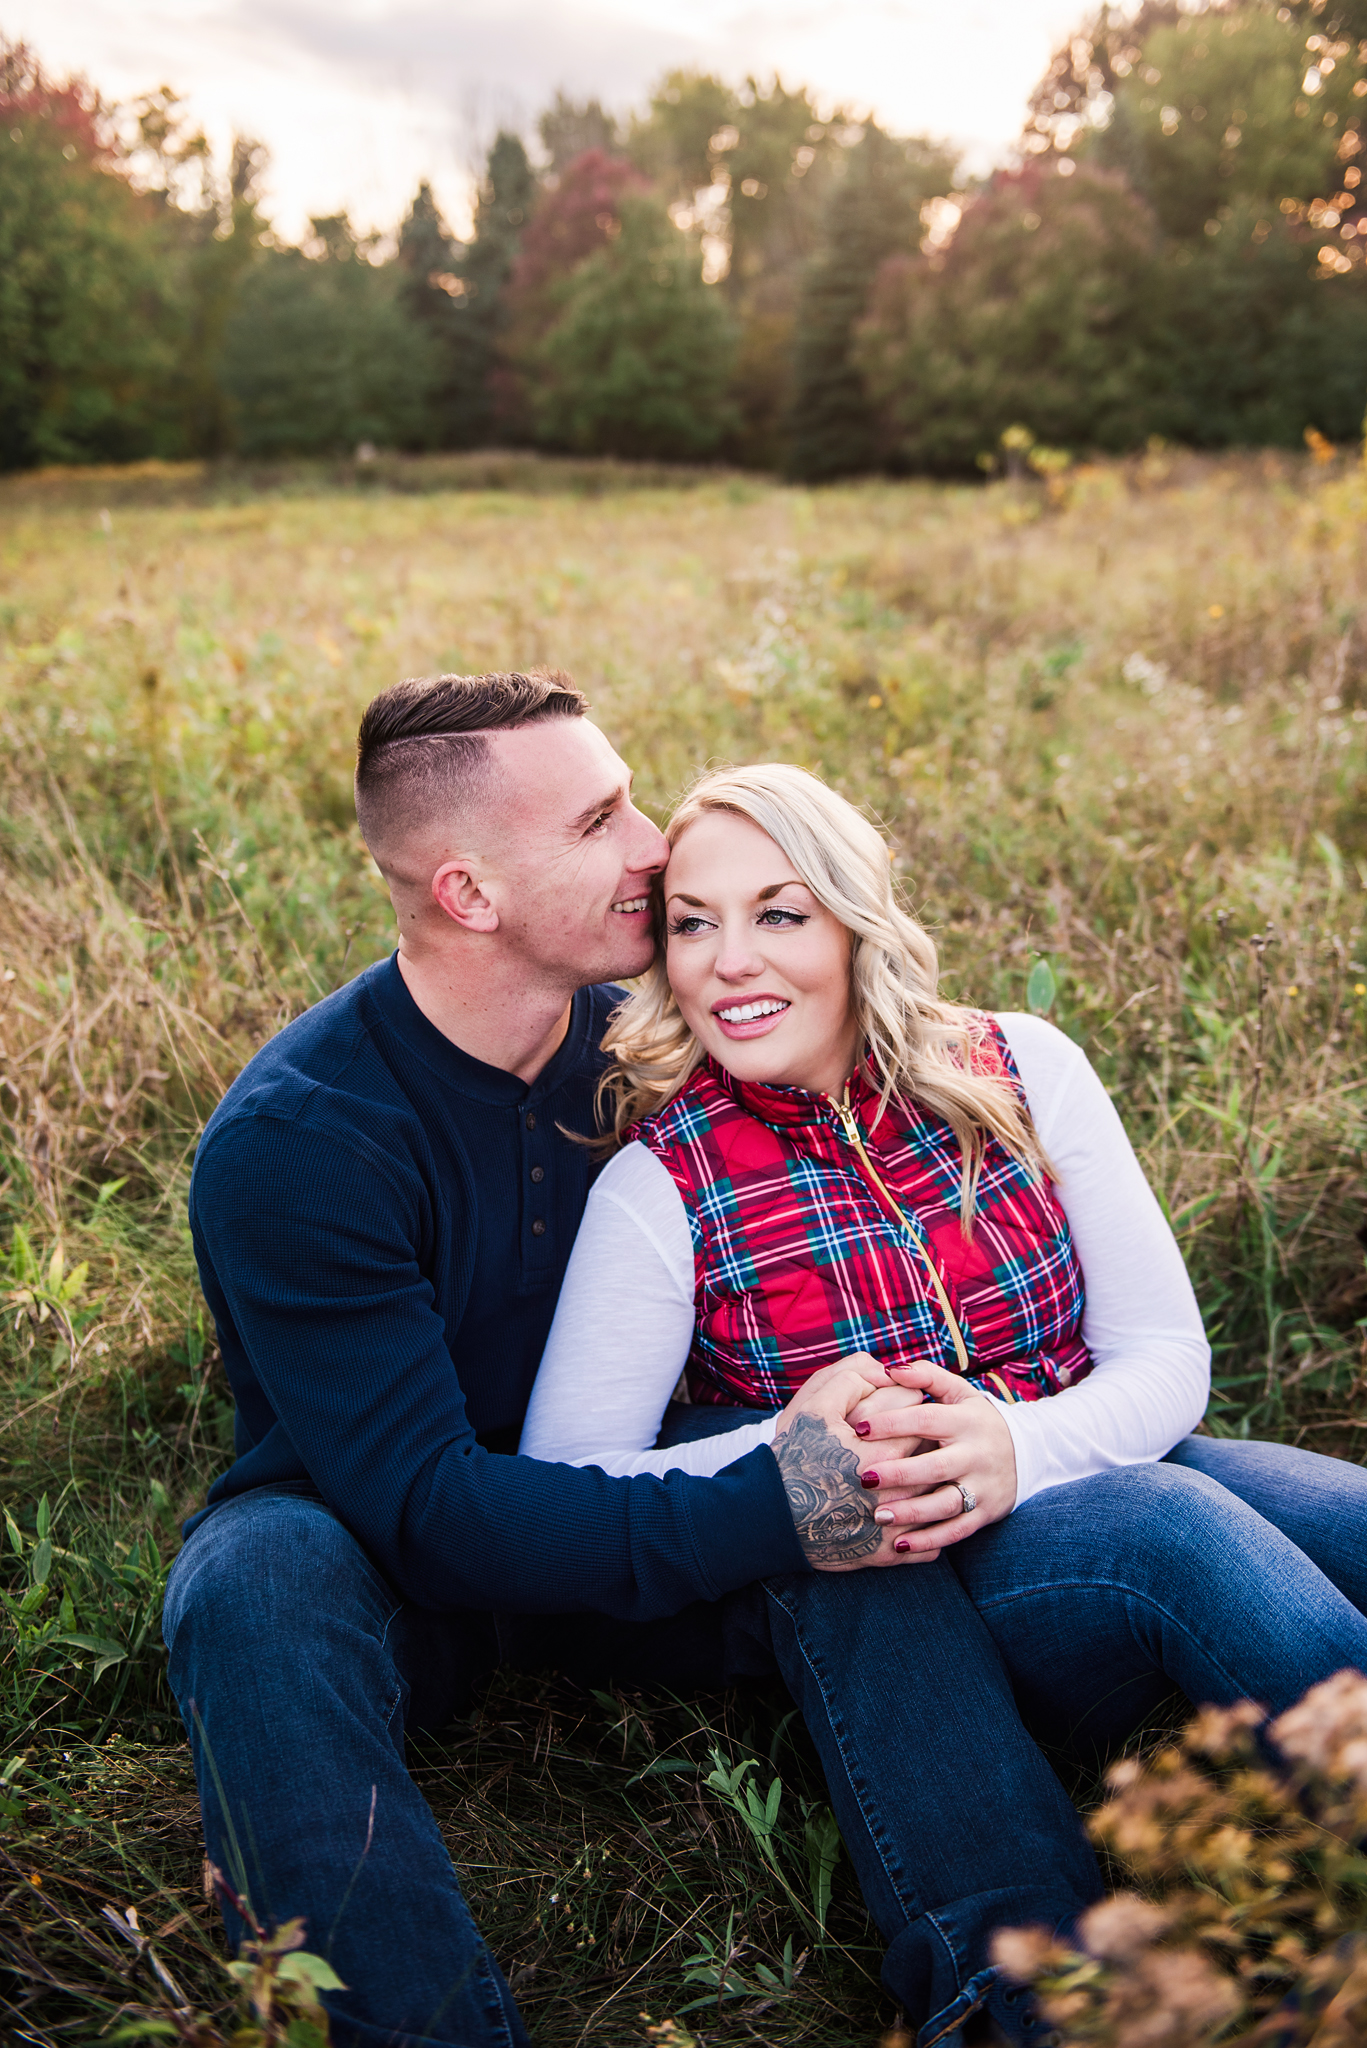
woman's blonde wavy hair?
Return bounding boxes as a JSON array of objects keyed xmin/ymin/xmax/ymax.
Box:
[{"xmin": 597, "ymin": 762, "xmax": 1052, "ymax": 1227}]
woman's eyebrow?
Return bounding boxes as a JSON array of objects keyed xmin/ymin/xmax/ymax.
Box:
[{"xmin": 666, "ymin": 882, "xmax": 805, "ymax": 907}]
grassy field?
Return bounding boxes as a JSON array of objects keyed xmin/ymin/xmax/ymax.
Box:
[{"xmin": 0, "ymin": 448, "xmax": 1364, "ymax": 2045}]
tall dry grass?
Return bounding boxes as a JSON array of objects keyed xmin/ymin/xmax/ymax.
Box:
[{"xmin": 0, "ymin": 449, "xmax": 1363, "ymax": 2043}]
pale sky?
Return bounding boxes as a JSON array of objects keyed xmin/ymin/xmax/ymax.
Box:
[{"xmin": 12, "ymin": 1, "xmax": 1090, "ymax": 241}]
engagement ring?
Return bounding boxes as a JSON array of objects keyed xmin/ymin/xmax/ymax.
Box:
[{"xmin": 954, "ymin": 1483, "xmax": 977, "ymax": 1515}]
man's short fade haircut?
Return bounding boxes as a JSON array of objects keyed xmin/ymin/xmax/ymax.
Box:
[{"xmin": 354, "ymin": 668, "xmax": 588, "ymax": 866}]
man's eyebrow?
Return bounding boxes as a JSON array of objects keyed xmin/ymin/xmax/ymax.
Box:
[{"xmin": 569, "ymin": 784, "xmax": 625, "ymax": 831}]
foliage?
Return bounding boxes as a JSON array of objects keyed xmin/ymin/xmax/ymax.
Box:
[
  {"xmin": 217, "ymin": 219, "xmax": 438, "ymax": 459},
  {"xmin": 627, "ymin": 73, "xmax": 868, "ymax": 464},
  {"xmin": 1029, "ymin": 2, "xmax": 1365, "ymax": 235},
  {"xmin": 538, "ymin": 91, "xmax": 619, "ymax": 176},
  {"xmin": 1, "ymin": 450, "xmax": 1365, "ymax": 2038},
  {"xmin": 857, "ymin": 163, "xmax": 1166, "ymax": 471},
  {"xmin": 1144, "ymin": 197, "xmax": 1367, "ymax": 445},
  {"xmin": 394, "ymin": 180, "xmax": 467, "ymax": 452},
  {"xmin": 787, "ymin": 125, "xmax": 960, "ymax": 481},
  {"xmin": 10, "ymin": 11, "xmax": 1367, "ymax": 475},
  {"xmin": 447, "ymin": 131, "xmax": 539, "ymax": 447},
  {"xmin": 995, "ymin": 1672, "xmax": 1367, "ymax": 2045},
  {"xmin": 858, "ymin": 0, "xmax": 1367, "ymax": 474},
  {"xmin": 533, "ymin": 195, "xmax": 738, "ymax": 460},
  {"xmin": 0, "ymin": 43, "xmax": 185, "ymax": 470}
]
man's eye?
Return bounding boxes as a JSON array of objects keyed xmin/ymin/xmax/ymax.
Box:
[
  {"xmin": 586, "ymin": 811, "xmax": 612, "ymax": 835},
  {"xmin": 757, "ymin": 907, "xmax": 809, "ymax": 928}
]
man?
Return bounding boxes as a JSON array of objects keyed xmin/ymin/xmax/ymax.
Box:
[{"xmin": 164, "ymin": 669, "xmax": 1099, "ymax": 2048}]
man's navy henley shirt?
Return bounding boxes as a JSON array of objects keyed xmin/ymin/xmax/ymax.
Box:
[{"xmin": 187, "ymin": 956, "xmax": 805, "ymax": 1619}]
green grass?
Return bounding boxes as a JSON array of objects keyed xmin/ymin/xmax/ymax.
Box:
[{"xmin": 0, "ymin": 447, "xmax": 1364, "ymax": 2044}]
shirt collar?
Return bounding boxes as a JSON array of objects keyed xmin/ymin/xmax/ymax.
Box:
[
  {"xmin": 366, "ymin": 953, "xmax": 597, "ymax": 1107},
  {"xmin": 703, "ymin": 1051, "xmax": 881, "ymax": 1129}
]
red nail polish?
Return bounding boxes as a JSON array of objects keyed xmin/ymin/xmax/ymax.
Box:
[
  {"xmin": 853, "ymin": 1420, "xmax": 871, "ymax": 1438},
  {"xmin": 860, "ymin": 1470, "xmax": 880, "ymax": 1490},
  {"xmin": 894, "ymin": 1538, "xmax": 911, "ymax": 1553}
]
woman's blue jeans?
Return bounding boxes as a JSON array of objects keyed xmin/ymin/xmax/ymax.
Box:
[{"xmin": 162, "ymin": 1435, "xmax": 1367, "ymax": 2048}]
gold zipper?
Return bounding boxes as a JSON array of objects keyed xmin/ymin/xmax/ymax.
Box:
[{"xmin": 830, "ymin": 1083, "xmax": 972, "ymax": 1378}]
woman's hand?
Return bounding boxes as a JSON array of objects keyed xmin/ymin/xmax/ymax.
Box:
[
  {"xmin": 853, "ymin": 1361, "xmax": 1018, "ymax": 1554},
  {"xmin": 771, "ymin": 1353, "xmax": 942, "ymax": 1571}
]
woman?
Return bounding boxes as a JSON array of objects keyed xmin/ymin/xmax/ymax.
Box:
[{"xmin": 522, "ymin": 763, "xmax": 1367, "ymax": 2045}]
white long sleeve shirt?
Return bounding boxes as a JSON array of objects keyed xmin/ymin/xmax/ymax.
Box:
[{"xmin": 520, "ymin": 1014, "xmax": 1210, "ymax": 1506}]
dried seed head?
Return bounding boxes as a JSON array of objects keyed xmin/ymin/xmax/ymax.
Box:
[
  {"xmin": 1273, "ymin": 1668, "xmax": 1367, "ymax": 1785},
  {"xmin": 1079, "ymin": 1892, "xmax": 1170, "ymax": 1963}
]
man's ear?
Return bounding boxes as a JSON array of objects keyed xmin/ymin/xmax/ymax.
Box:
[{"xmin": 432, "ymin": 859, "xmax": 500, "ymax": 934}]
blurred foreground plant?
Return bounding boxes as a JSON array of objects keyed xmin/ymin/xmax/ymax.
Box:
[{"xmin": 993, "ymin": 1671, "xmax": 1367, "ymax": 2045}]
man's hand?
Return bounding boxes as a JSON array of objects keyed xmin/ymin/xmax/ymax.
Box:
[
  {"xmin": 771, "ymin": 1355, "xmax": 939, "ymax": 1572},
  {"xmin": 853, "ymin": 1362, "xmax": 1018, "ymax": 1555}
]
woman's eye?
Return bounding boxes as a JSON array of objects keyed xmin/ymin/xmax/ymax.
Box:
[
  {"xmin": 667, "ymin": 915, "xmax": 712, "ymax": 937},
  {"xmin": 757, "ymin": 907, "xmax": 809, "ymax": 929}
]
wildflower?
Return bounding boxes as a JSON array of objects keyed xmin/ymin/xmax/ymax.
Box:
[
  {"xmin": 1208, "ymin": 603, "xmax": 1225, "ymax": 619},
  {"xmin": 1272, "ymin": 1667, "xmax": 1367, "ymax": 1785},
  {"xmin": 1079, "ymin": 1892, "xmax": 1169, "ymax": 1962},
  {"xmin": 991, "ymin": 1924, "xmax": 1075, "ymax": 1982}
]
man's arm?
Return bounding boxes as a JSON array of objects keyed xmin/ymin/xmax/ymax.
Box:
[{"xmin": 192, "ymin": 1115, "xmax": 843, "ymax": 1620}]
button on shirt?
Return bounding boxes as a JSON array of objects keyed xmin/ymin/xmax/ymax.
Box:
[{"xmin": 185, "ymin": 955, "xmax": 804, "ymax": 1617}]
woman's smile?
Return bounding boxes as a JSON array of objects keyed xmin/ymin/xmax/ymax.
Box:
[
  {"xmin": 665, "ymin": 810, "xmax": 859, "ymax": 1095},
  {"xmin": 711, "ymin": 992, "xmax": 791, "ymax": 1036}
]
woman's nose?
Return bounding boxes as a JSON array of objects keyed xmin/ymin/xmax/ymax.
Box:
[{"xmin": 713, "ymin": 930, "xmax": 764, "ymax": 981}]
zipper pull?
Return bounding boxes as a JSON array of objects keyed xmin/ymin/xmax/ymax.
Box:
[{"xmin": 830, "ymin": 1090, "xmax": 859, "ymax": 1145}]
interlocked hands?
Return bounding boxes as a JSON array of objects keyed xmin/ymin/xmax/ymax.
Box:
[{"xmin": 771, "ymin": 1354, "xmax": 1018, "ymax": 1573}]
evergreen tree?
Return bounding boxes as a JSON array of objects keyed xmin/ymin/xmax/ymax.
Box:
[
  {"xmin": 534, "ymin": 194, "xmax": 737, "ymax": 460},
  {"xmin": 218, "ymin": 215, "xmax": 437, "ymax": 456},
  {"xmin": 396, "ymin": 180, "xmax": 466, "ymax": 448},
  {"xmin": 787, "ymin": 126, "xmax": 957, "ymax": 480},
  {"xmin": 538, "ymin": 93, "xmax": 618, "ymax": 175},
  {"xmin": 449, "ymin": 131, "xmax": 538, "ymax": 445}
]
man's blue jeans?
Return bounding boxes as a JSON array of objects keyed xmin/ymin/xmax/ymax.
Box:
[{"xmin": 162, "ymin": 1436, "xmax": 1367, "ymax": 2048}]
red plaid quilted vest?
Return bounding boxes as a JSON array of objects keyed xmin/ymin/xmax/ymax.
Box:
[{"xmin": 629, "ymin": 1016, "xmax": 1091, "ymax": 1409}]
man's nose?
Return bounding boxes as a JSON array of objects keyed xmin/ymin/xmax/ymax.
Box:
[{"xmin": 626, "ymin": 804, "xmax": 669, "ymax": 873}]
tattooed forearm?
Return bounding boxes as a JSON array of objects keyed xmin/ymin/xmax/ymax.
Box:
[{"xmin": 773, "ymin": 1413, "xmax": 883, "ymax": 1565}]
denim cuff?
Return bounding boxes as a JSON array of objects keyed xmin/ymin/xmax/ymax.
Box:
[{"xmin": 915, "ymin": 1963, "xmax": 997, "ymax": 2048}]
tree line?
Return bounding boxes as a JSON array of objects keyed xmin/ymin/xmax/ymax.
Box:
[{"xmin": 4, "ymin": 0, "xmax": 1366, "ymax": 480}]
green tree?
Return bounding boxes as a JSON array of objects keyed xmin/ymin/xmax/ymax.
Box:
[
  {"xmin": 1147, "ymin": 197, "xmax": 1367, "ymax": 443},
  {"xmin": 1026, "ymin": 3, "xmax": 1366, "ymax": 247},
  {"xmin": 1017, "ymin": 1, "xmax": 1367, "ymax": 445},
  {"xmin": 533, "ymin": 193, "xmax": 737, "ymax": 460},
  {"xmin": 628, "ymin": 72, "xmax": 855, "ymax": 463},
  {"xmin": 451, "ymin": 131, "xmax": 539, "ymax": 444},
  {"xmin": 499, "ymin": 147, "xmax": 648, "ymax": 437},
  {"xmin": 856, "ymin": 162, "xmax": 1164, "ymax": 472},
  {"xmin": 0, "ymin": 42, "xmax": 184, "ymax": 468},
  {"xmin": 788, "ymin": 124, "xmax": 958, "ymax": 480},
  {"xmin": 396, "ymin": 179, "xmax": 468, "ymax": 449},
  {"xmin": 538, "ymin": 92, "xmax": 618, "ymax": 175},
  {"xmin": 218, "ymin": 215, "xmax": 437, "ymax": 457},
  {"xmin": 123, "ymin": 92, "xmax": 270, "ymax": 458}
]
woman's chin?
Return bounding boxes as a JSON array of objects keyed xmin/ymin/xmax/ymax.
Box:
[{"xmin": 706, "ymin": 1033, "xmax": 799, "ymax": 1086}]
